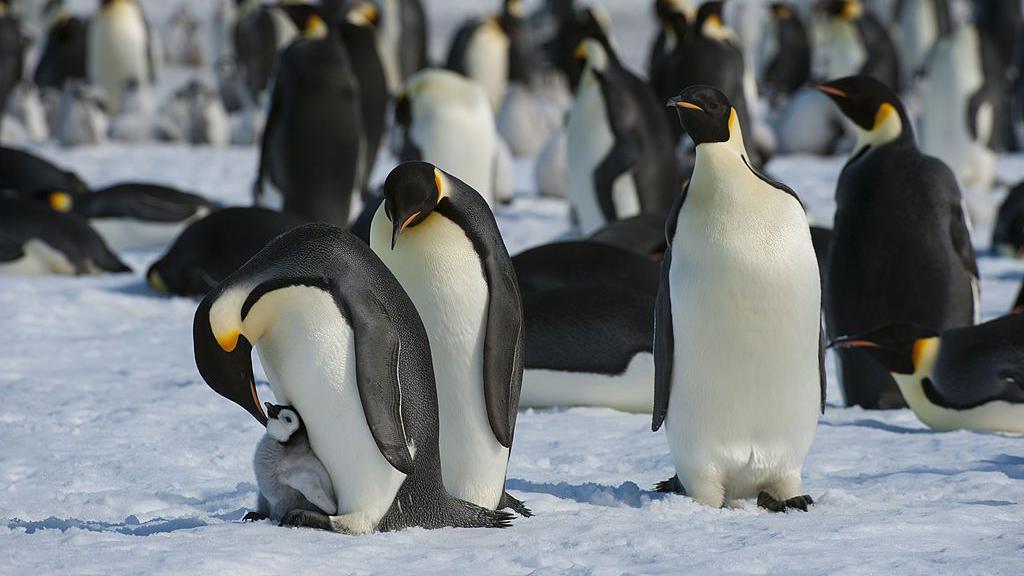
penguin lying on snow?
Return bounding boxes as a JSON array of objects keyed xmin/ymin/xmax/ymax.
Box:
[
  {"xmin": 992, "ymin": 182, "xmax": 1024, "ymax": 257},
  {"xmin": 816, "ymin": 76, "xmax": 978, "ymax": 410},
  {"xmin": 832, "ymin": 316, "xmax": 1024, "ymax": 434},
  {"xmin": 588, "ymin": 213, "xmax": 669, "ymax": 260},
  {"xmin": 513, "ymin": 240, "xmax": 660, "ymax": 296},
  {"xmin": 194, "ymin": 224, "xmax": 514, "ymax": 533},
  {"xmin": 148, "ymin": 207, "xmax": 306, "ymax": 297},
  {"xmin": 654, "ymin": 85, "xmax": 823, "ymax": 511},
  {"xmin": 370, "ymin": 162, "xmax": 530, "ymax": 517},
  {"xmin": 0, "ymin": 146, "xmax": 89, "ymax": 200},
  {"xmin": 245, "ymin": 403, "xmax": 337, "ymax": 523},
  {"xmin": 0, "ymin": 199, "xmax": 130, "ymax": 276},
  {"xmin": 520, "ymin": 285, "xmax": 655, "ymax": 414},
  {"xmin": 46, "ymin": 183, "xmax": 217, "ymax": 252}
]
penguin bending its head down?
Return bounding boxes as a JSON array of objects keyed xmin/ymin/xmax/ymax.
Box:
[
  {"xmin": 148, "ymin": 207, "xmax": 306, "ymax": 297},
  {"xmin": 815, "ymin": 76, "xmax": 978, "ymax": 409},
  {"xmin": 392, "ymin": 70, "xmax": 501, "ymax": 206},
  {"xmin": 194, "ymin": 223, "xmax": 514, "ymax": 533},
  {"xmin": 245, "ymin": 403, "xmax": 338, "ymax": 523},
  {"xmin": 253, "ymin": 17, "xmax": 365, "ymax": 227},
  {"xmin": 832, "ymin": 316, "xmax": 1024, "ymax": 434},
  {"xmin": 370, "ymin": 162, "xmax": 531, "ymax": 518},
  {"xmin": 567, "ymin": 38, "xmax": 681, "ymax": 235},
  {"xmin": 654, "ymin": 85, "xmax": 824, "ymax": 511},
  {"xmin": 0, "ymin": 199, "xmax": 130, "ymax": 276},
  {"xmin": 46, "ymin": 183, "xmax": 217, "ymax": 252}
]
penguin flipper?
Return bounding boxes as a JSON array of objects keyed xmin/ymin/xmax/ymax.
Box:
[
  {"xmin": 819, "ymin": 324, "xmax": 827, "ymax": 413},
  {"xmin": 653, "ymin": 181, "xmax": 688, "ymax": 432},
  {"xmin": 344, "ymin": 286, "xmax": 416, "ymax": 476},
  {"xmin": 254, "ymin": 77, "xmax": 284, "ymax": 204},
  {"xmin": 281, "ymin": 468, "xmax": 338, "ymax": 516},
  {"xmin": 593, "ymin": 139, "xmax": 639, "ymax": 223},
  {"xmin": 480, "ymin": 239, "xmax": 525, "ymax": 449}
]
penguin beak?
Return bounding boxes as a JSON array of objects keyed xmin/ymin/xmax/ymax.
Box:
[
  {"xmin": 667, "ymin": 98, "xmax": 704, "ymax": 112},
  {"xmin": 813, "ymin": 84, "xmax": 847, "ymax": 99},
  {"xmin": 194, "ymin": 299, "xmax": 267, "ymax": 425},
  {"xmin": 827, "ymin": 337, "xmax": 880, "ymax": 350},
  {"xmin": 391, "ymin": 211, "xmax": 422, "ymax": 249}
]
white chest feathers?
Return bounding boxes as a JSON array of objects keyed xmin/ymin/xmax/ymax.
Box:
[
  {"xmin": 238, "ymin": 286, "xmax": 406, "ymax": 533},
  {"xmin": 665, "ymin": 138, "xmax": 821, "ymax": 506},
  {"xmin": 465, "ymin": 20, "xmax": 510, "ymax": 111},
  {"xmin": 87, "ymin": 1, "xmax": 150, "ymax": 114},
  {"xmin": 566, "ymin": 69, "xmax": 639, "ymax": 235},
  {"xmin": 823, "ymin": 20, "xmax": 867, "ymax": 81},
  {"xmin": 369, "ymin": 207, "xmax": 509, "ymax": 509}
]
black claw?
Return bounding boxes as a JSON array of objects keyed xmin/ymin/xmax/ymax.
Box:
[
  {"xmin": 784, "ymin": 494, "xmax": 814, "ymax": 512},
  {"xmin": 241, "ymin": 511, "xmax": 267, "ymax": 523},
  {"xmin": 501, "ymin": 492, "xmax": 534, "ymax": 517},
  {"xmin": 757, "ymin": 491, "xmax": 786, "ymax": 512},
  {"xmin": 655, "ymin": 475, "xmax": 686, "ymax": 495}
]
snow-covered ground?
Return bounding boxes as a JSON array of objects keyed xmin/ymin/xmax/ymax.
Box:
[{"xmin": 3, "ymin": 1, "xmax": 1024, "ymax": 575}]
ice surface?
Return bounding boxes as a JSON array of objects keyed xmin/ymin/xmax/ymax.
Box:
[{"xmin": 3, "ymin": 1, "xmax": 1024, "ymax": 575}]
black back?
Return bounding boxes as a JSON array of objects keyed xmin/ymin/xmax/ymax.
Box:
[
  {"xmin": 762, "ymin": 8, "xmax": 811, "ymax": 98},
  {"xmin": 512, "ymin": 240, "xmax": 660, "ymax": 296},
  {"xmin": 255, "ymin": 35, "xmax": 364, "ymax": 227},
  {"xmin": 930, "ymin": 313, "xmax": 1024, "ymax": 408},
  {"xmin": 76, "ymin": 183, "xmax": 217, "ymax": 221},
  {"xmin": 992, "ymin": 180, "xmax": 1024, "ymax": 256},
  {"xmin": 588, "ymin": 212, "xmax": 669, "ymax": 258},
  {"xmin": 149, "ymin": 206, "xmax": 306, "ymax": 296},
  {"xmin": 523, "ymin": 285, "xmax": 654, "ymax": 375},
  {"xmin": 0, "ymin": 198, "xmax": 129, "ymax": 274},
  {"xmin": 855, "ymin": 10, "xmax": 903, "ymax": 93},
  {"xmin": 340, "ymin": 19, "xmax": 388, "ymax": 183},
  {"xmin": 827, "ymin": 136, "xmax": 977, "ymax": 408},
  {"xmin": 0, "ymin": 147, "xmax": 89, "ymax": 200},
  {"xmin": 0, "ymin": 13, "xmax": 23, "ymax": 122},
  {"xmin": 233, "ymin": 6, "xmax": 280, "ymax": 101},
  {"xmin": 33, "ymin": 16, "xmax": 89, "ymax": 90}
]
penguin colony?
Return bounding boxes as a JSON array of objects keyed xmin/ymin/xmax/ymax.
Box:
[{"xmin": 2, "ymin": 0, "xmax": 1024, "ymax": 535}]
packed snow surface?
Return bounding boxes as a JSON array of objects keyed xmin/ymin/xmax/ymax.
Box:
[{"xmin": 3, "ymin": 1, "xmax": 1024, "ymax": 574}]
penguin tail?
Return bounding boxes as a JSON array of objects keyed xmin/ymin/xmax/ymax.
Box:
[{"xmin": 450, "ymin": 499, "xmax": 515, "ymax": 529}]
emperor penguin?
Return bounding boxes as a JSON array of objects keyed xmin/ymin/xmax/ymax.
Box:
[
  {"xmin": 246, "ymin": 403, "xmax": 337, "ymax": 523},
  {"xmin": 194, "ymin": 223, "xmax": 514, "ymax": 533},
  {"xmin": 649, "ymin": 0, "xmax": 696, "ymax": 79},
  {"xmin": 815, "ymin": 76, "xmax": 978, "ymax": 409},
  {"xmin": 147, "ymin": 207, "xmax": 306, "ymax": 296},
  {"xmin": 375, "ymin": 0, "xmax": 429, "ymax": 93},
  {"xmin": 919, "ymin": 24, "xmax": 998, "ymax": 190},
  {"xmin": 512, "ymin": 240, "xmax": 660, "ymax": 296},
  {"xmin": 0, "ymin": 198, "xmax": 130, "ymax": 276},
  {"xmin": 254, "ymin": 16, "xmax": 365, "ymax": 227},
  {"xmin": 654, "ymin": 85, "xmax": 824, "ymax": 511},
  {"xmin": 832, "ymin": 317, "xmax": 1024, "ymax": 434},
  {"xmin": 44, "ymin": 183, "xmax": 217, "ymax": 252},
  {"xmin": 567, "ymin": 39, "xmax": 681, "ymax": 236},
  {"xmin": 340, "ymin": 2, "xmax": 389, "ymax": 185},
  {"xmin": 817, "ymin": 0, "xmax": 902, "ymax": 93},
  {"xmin": 33, "ymin": 1, "xmax": 88, "ymax": 91},
  {"xmin": 369, "ymin": 162, "xmax": 531, "ymax": 518},
  {"xmin": 892, "ymin": 0, "xmax": 952, "ymax": 81},
  {"xmin": 231, "ymin": 0, "xmax": 299, "ymax": 105},
  {"xmin": 758, "ymin": 2, "xmax": 812, "ymax": 105},
  {"xmin": 392, "ymin": 69, "xmax": 501, "ymax": 206},
  {"xmin": 87, "ymin": 0, "xmax": 155, "ymax": 115}
]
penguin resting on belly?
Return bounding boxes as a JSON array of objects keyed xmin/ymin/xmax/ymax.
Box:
[
  {"xmin": 370, "ymin": 162, "xmax": 531, "ymax": 517},
  {"xmin": 653, "ymin": 85, "xmax": 824, "ymax": 512},
  {"xmin": 194, "ymin": 224, "xmax": 514, "ymax": 533}
]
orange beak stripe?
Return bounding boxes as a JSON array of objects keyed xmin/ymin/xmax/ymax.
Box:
[
  {"xmin": 400, "ymin": 211, "xmax": 422, "ymax": 234},
  {"xmin": 834, "ymin": 339, "xmax": 882, "ymax": 350},
  {"xmin": 814, "ymin": 85, "xmax": 847, "ymax": 98},
  {"xmin": 674, "ymin": 101, "xmax": 704, "ymax": 112}
]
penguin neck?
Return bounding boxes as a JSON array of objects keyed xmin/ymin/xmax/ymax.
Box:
[
  {"xmin": 851, "ymin": 102, "xmax": 913, "ymax": 158},
  {"xmin": 890, "ymin": 338, "xmax": 946, "ymax": 428},
  {"xmin": 693, "ymin": 114, "xmax": 748, "ymax": 171}
]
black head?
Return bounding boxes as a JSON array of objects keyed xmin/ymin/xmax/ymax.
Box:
[
  {"xmin": 265, "ymin": 402, "xmax": 302, "ymax": 426},
  {"xmin": 695, "ymin": 1, "xmax": 725, "ymax": 30},
  {"xmin": 382, "ymin": 161, "xmax": 444, "ymax": 249},
  {"xmin": 667, "ymin": 85, "xmax": 735, "ymax": 145},
  {"xmin": 770, "ymin": 2, "xmax": 795, "ymax": 19},
  {"xmin": 194, "ymin": 295, "xmax": 266, "ymax": 425},
  {"xmin": 278, "ymin": 2, "xmax": 327, "ymax": 35},
  {"xmin": 813, "ymin": 75, "xmax": 906, "ymax": 133},
  {"xmin": 829, "ymin": 324, "xmax": 941, "ymax": 375},
  {"xmin": 820, "ymin": 0, "xmax": 862, "ymax": 19},
  {"xmin": 655, "ymin": 0, "xmax": 689, "ymax": 33}
]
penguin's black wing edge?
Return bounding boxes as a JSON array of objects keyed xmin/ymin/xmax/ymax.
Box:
[
  {"xmin": 480, "ymin": 241, "xmax": 525, "ymax": 449},
  {"xmin": 653, "ymin": 181, "xmax": 688, "ymax": 431}
]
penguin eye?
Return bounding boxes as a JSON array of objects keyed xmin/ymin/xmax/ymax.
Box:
[{"xmin": 284, "ymin": 416, "xmax": 293, "ymax": 424}]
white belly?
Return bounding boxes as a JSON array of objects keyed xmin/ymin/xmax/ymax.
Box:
[
  {"xmin": 824, "ymin": 22, "xmax": 867, "ymax": 81},
  {"xmin": 90, "ymin": 214, "xmax": 202, "ymax": 253},
  {"xmin": 0, "ymin": 239, "xmax": 76, "ymax": 276},
  {"xmin": 378, "ymin": 0, "xmax": 404, "ymax": 93},
  {"xmin": 521, "ymin": 353, "xmax": 654, "ymax": 413},
  {"xmin": 88, "ymin": 4, "xmax": 150, "ymax": 114},
  {"xmin": 465, "ymin": 24, "xmax": 509, "ymax": 111},
  {"xmin": 896, "ymin": 375, "xmax": 1024, "ymax": 434},
  {"xmin": 566, "ymin": 72, "xmax": 638, "ymax": 235},
  {"xmin": 370, "ymin": 208, "xmax": 509, "ymax": 509},
  {"xmin": 665, "ymin": 155, "xmax": 820, "ymax": 499},
  {"xmin": 411, "ymin": 108, "xmax": 497, "ymax": 205},
  {"xmin": 252, "ymin": 287, "xmax": 406, "ymax": 531},
  {"xmin": 899, "ymin": 0, "xmax": 938, "ymax": 74}
]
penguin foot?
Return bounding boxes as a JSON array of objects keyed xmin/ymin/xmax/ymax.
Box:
[
  {"xmin": 654, "ymin": 475, "xmax": 686, "ymax": 495},
  {"xmin": 500, "ymin": 491, "xmax": 533, "ymax": 517},
  {"xmin": 757, "ymin": 492, "xmax": 814, "ymax": 513},
  {"xmin": 279, "ymin": 509, "xmax": 334, "ymax": 531},
  {"xmin": 451, "ymin": 499, "xmax": 515, "ymax": 529},
  {"xmin": 241, "ymin": 511, "xmax": 268, "ymax": 522}
]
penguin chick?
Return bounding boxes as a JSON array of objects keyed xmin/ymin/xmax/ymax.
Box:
[{"xmin": 246, "ymin": 402, "xmax": 338, "ymax": 523}]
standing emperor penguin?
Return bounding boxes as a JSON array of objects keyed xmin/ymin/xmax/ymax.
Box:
[
  {"xmin": 254, "ymin": 13, "xmax": 365, "ymax": 227},
  {"xmin": 568, "ymin": 39, "xmax": 681, "ymax": 235},
  {"xmin": 369, "ymin": 162, "xmax": 531, "ymax": 517},
  {"xmin": 816, "ymin": 76, "xmax": 978, "ymax": 409},
  {"xmin": 817, "ymin": 0, "xmax": 902, "ymax": 94},
  {"xmin": 758, "ymin": 2, "xmax": 812, "ymax": 105},
  {"xmin": 653, "ymin": 85, "xmax": 824, "ymax": 512},
  {"xmin": 919, "ymin": 24, "xmax": 999, "ymax": 189},
  {"xmin": 340, "ymin": 2, "xmax": 389, "ymax": 185},
  {"xmin": 33, "ymin": 1, "xmax": 89, "ymax": 91},
  {"xmin": 393, "ymin": 70, "xmax": 501, "ymax": 206},
  {"xmin": 893, "ymin": 0, "xmax": 952, "ymax": 81},
  {"xmin": 377, "ymin": 0, "xmax": 429, "ymax": 94},
  {"xmin": 194, "ymin": 224, "xmax": 514, "ymax": 533},
  {"xmin": 87, "ymin": 0, "xmax": 155, "ymax": 115}
]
